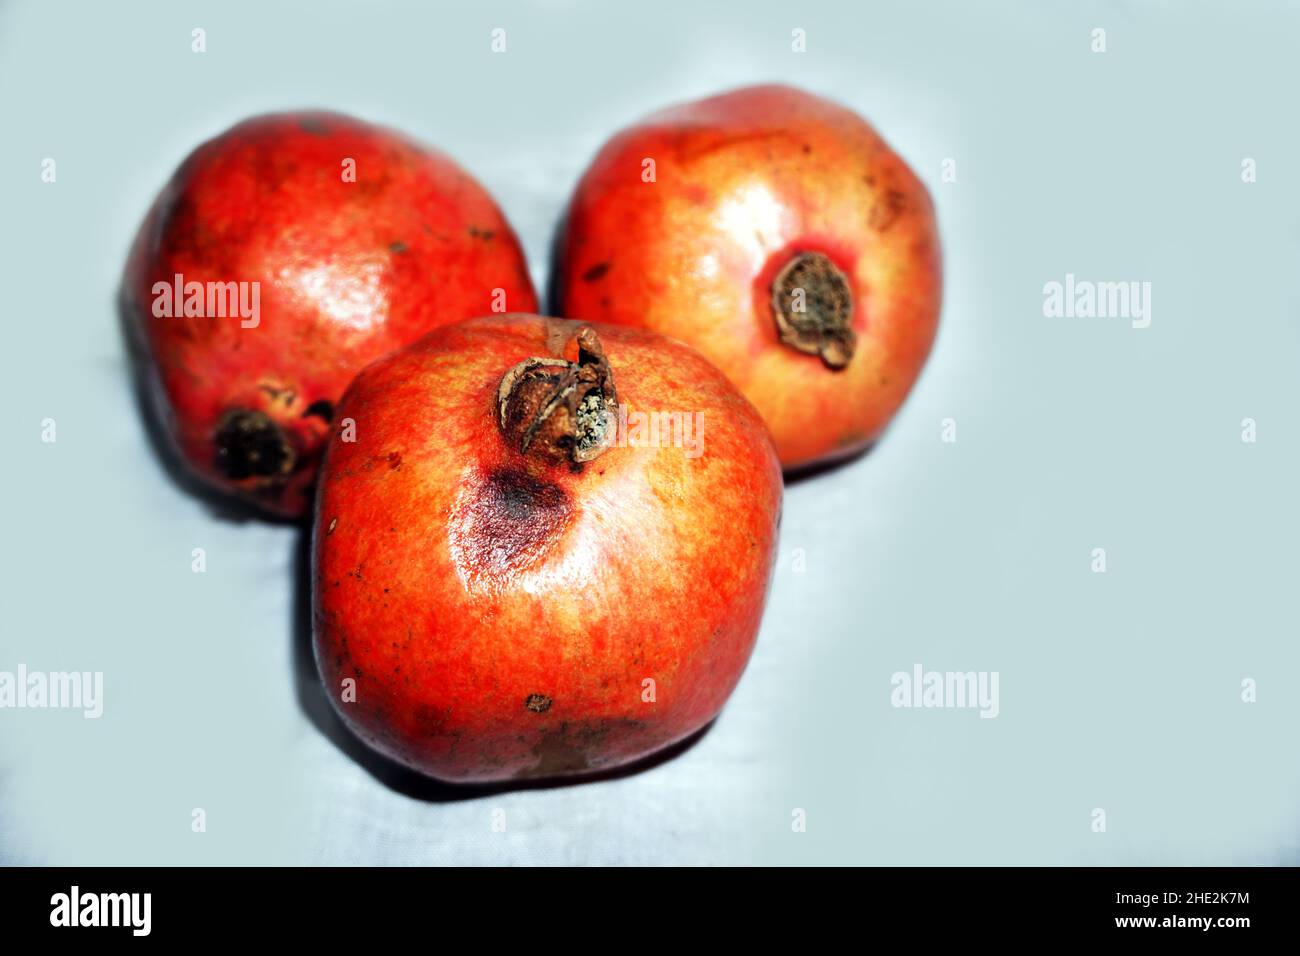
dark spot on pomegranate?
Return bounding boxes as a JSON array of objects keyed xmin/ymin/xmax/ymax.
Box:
[
  {"xmin": 868, "ymin": 188, "xmax": 907, "ymax": 232},
  {"xmin": 213, "ymin": 409, "xmax": 294, "ymax": 480},
  {"xmin": 303, "ymin": 399, "xmax": 334, "ymax": 422},
  {"xmin": 582, "ymin": 261, "xmax": 610, "ymax": 282},
  {"xmin": 449, "ymin": 468, "xmax": 573, "ymax": 581},
  {"xmin": 386, "ymin": 452, "xmax": 402, "ymax": 470},
  {"xmin": 492, "ymin": 470, "xmax": 566, "ymax": 522},
  {"xmin": 388, "ymin": 241, "xmax": 408, "ymax": 254},
  {"xmin": 525, "ymin": 693, "xmax": 553, "ymax": 713},
  {"xmin": 298, "ymin": 116, "xmax": 331, "ymax": 136}
]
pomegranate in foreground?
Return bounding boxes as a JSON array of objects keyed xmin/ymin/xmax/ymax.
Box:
[
  {"xmin": 124, "ymin": 111, "xmax": 538, "ymax": 518},
  {"xmin": 313, "ymin": 314, "xmax": 781, "ymax": 782},
  {"xmin": 556, "ymin": 84, "xmax": 942, "ymax": 471}
]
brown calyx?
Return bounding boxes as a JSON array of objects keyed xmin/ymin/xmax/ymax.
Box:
[
  {"xmin": 213, "ymin": 408, "xmax": 295, "ymax": 481},
  {"xmin": 497, "ymin": 327, "xmax": 618, "ymax": 466},
  {"xmin": 770, "ymin": 251, "xmax": 856, "ymax": 369}
]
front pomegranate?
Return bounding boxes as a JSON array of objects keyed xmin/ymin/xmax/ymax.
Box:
[{"xmin": 312, "ymin": 314, "xmax": 782, "ymax": 782}]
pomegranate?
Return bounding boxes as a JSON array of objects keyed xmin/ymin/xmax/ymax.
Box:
[
  {"xmin": 312, "ymin": 314, "xmax": 781, "ymax": 782},
  {"xmin": 124, "ymin": 111, "xmax": 538, "ymax": 518},
  {"xmin": 555, "ymin": 84, "xmax": 942, "ymax": 471}
]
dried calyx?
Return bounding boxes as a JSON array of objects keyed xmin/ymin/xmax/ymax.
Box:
[
  {"xmin": 213, "ymin": 408, "xmax": 295, "ymax": 482},
  {"xmin": 770, "ymin": 251, "xmax": 856, "ymax": 369},
  {"xmin": 497, "ymin": 327, "xmax": 618, "ymax": 466}
]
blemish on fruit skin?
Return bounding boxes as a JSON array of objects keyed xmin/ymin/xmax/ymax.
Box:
[
  {"xmin": 327, "ymin": 517, "xmax": 338, "ymax": 535},
  {"xmin": 389, "ymin": 241, "xmax": 409, "ymax": 254},
  {"xmin": 524, "ymin": 693, "xmax": 553, "ymax": 713},
  {"xmin": 448, "ymin": 468, "xmax": 573, "ymax": 585},
  {"xmin": 868, "ymin": 189, "xmax": 907, "ymax": 232},
  {"xmin": 582, "ymin": 261, "xmax": 610, "ymax": 282},
  {"xmin": 298, "ymin": 116, "xmax": 331, "ymax": 136},
  {"xmin": 386, "ymin": 451, "xmax": 402, "ymax": 470}
]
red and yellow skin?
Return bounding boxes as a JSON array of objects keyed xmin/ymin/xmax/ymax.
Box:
[
  {"xmin": 556, "ymin": 84, "xmax": 942, "ymax": 471},
  {"xmin": 313, "ymin": 314, "xmax": 781, "ymax": 783},
  {"xmin": 124, "ymin": 111, "xmax": 538, "ymax": 518}
]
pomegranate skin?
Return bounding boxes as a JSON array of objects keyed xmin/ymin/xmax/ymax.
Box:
[
  {"xmin": 312, "ymin": 314, "xmax": 782, "ymax": 783},
  {"xmin": 555, "ymin": 84, "xmax": 942, "ymax": 471},
  {"xmin": 124, "ymin": 111, "xmax": 538, "ymax": 518}
]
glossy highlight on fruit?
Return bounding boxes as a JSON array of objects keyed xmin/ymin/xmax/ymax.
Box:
[
  {"xmin": 124, "ymin": 111, "xmax": 538, "ymax": 518},
  {"xmin": 556, "ymin": 84, "xmax": 942, "ymax": 471},
  {"xmin": 312, "ymin": 314, "xmax": 782, "ymax": 782}
]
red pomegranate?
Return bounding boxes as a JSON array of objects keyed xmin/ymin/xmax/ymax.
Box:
[
  {"xmin": 124, "ymin": 111, "xmax": 538, "ymax": 518},
  {"xmin": 312, "ymin": 314, "xmax": 781, "ymax": 782},
  {"xmin": 555, "ymin": 84, "xmax": 942, "ymax": 471}
]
